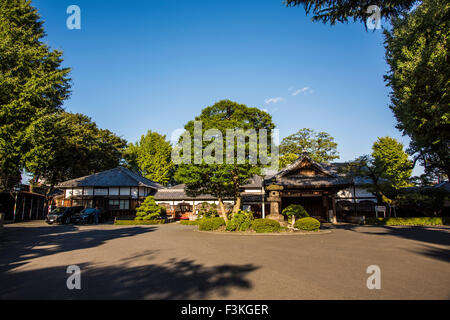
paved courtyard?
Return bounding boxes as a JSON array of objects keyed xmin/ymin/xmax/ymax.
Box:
[{"xmin": 0, "ymin": 221, "xmax": 449, "ymax": 299}]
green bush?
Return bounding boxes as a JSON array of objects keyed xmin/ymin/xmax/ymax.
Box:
[
  {"xmin": 115, "ymin": 219, "xmax": 164, "ymax": 225},
  {"xmin": 180, "ymin": 220, "xmax": 200, "ymax": 225},
  {"xmin": 135, "ymin": 196, "xmax": 166, "ymax": 221},
  {"xmin": 251, "ymin": 219, "xmax": 281, "ymax": 233},
  {"xmin": 226, "ymin": 210, "xmax": 254, "ymax": 232},
  {"xmin": 198, "ymin": 202, "xmax": 218, "ymax": 219},
  {"xmin": 198, "ymin": 217, "xmax": 225, "ymax": 231},
  {"xmin": 294, "ymin": 217, "xmax": 321, "ymax": 231},
  {"xmin": 365, "ymin": 217, "xmax": 447, "ymax": 226},
  {"xmin": 282, "ymin": 204, "xmax": 309, "ymax": 225}
]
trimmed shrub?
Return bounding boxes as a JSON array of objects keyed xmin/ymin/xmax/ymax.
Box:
[
  {"xmin": 365, "ymin": 217, "xmax": 447, "ymax": 226},
  {"xmin": 198, "ymin": 202, "xmax": 218, "ymax": 219},
  {"xmin": 282, "ymin": 204, "xmax": 309, "ymax": 226},
  {"xmin": 251, "ymin": 219, "xmax": 281, "ymax": 233},
  {"xmin": 226, "ymin": 210, "xmax": 253, "ymax": 232},
  {"xmin": 115, "ymin": 219, "xmax": 164, "ymax": 225},
  {"xmin": 135, "ymin": 196, "xmax": 166, "ymax": 221},
  {"xmin": 198, "ymin": 217, "xmax": 225, "ymax": 231},
  {"xmin": 180, "ymin": 220, "xmax": 200, "ymax": 225},
  {"xmin": 295, "ymin": 217, "xmax": 320, "ymax": 231}
]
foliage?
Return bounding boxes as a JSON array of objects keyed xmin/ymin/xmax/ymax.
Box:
[
  {"xmin": 251, "ymin": 219, "xmax": 281, "ymax": 233},
  {"xmin": 396, "ymin": 187, "xmax": 449, "ymax": 216},
  {"xmin": 225, "ymin": 210, "xmax": 254, "ymax": 232},
  {"xmin": 365, "ymin": 217, "xmax": 448, "ymax": 226},
  {"xmin": 23, "ymin": 112, "xmax": 126, "ymax": 190},
  {"xmin": 0, "ymin": 0, "xmax": 71, "ymax": 182},
  {"xmin": 343, "ymin": 137, "xmax": 413, "ymax": 204},
  {"xmin": 285, "ymin": 0, "xmax": 416, "ymax": 25},
  {"xmin": 282, "ymin": 204, "xmax": 309, "ymax": 228},
  {"xmin": 198, "ymin": 217, "xmax": 226, "ymax": 231},
  {"xmin": 294, "ymin": 217, "xmax": 321, "ymax": 231},
  {"xmin": 124, "ymin": 130, "xmax": 174, "ymax": 186},
  {"xmin": 384, "ymin": 0, "xmax": 450, "ymax": 179},
  {"xmin": 197, "ymin": 202, "xmax": 218, "ymax": 219},
  {"xmin": 282, "ymin": 204, "xmax": 309, "ymax": 220},
  {"xmin": 174, "ymin": 100, "xmax": 276, "ymax": 221},
  {"xmin": 279, "ymin": 128, "xmax": 339, "ymax": 168},
  {"xmin": 115, "ymin": 219, "xmax": 164, "ymax": 225},
  {"xmin": 135, "ymin": 196, "xmax": 166, "ymax": 221},
  {"xmin": 180, "ymin": 220, "xmax": 200, "ymax": 225}
]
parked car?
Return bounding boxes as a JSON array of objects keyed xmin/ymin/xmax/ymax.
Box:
[
  {"xmin": 46, "ymin": 206, "xmax": 84, "ymax": 225},
  {"xmin": 70, "ymin": 208, "xmax": 103, "ymax": 224}
]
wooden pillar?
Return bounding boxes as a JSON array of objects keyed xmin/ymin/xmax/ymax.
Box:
[
  {"xmin": 331, "ymin": 194, "xmax": 337, "ymax": 224},
  {"xmin": 29, "ymin": 196, "xmax": 33, "ymax": 220}
]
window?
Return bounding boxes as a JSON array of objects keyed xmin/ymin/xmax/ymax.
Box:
[{"xmin": 109, "ymin": 200, "xmax": 129, "ymax": 210}]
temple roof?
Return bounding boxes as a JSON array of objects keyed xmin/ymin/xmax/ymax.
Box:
[
  {"xmin": 265, "ymin": 154, "xmax": 353, "ymax": 189},
  {"xmin": 56, "ymin": 167, "xmax": 164, "ymax": 189}
]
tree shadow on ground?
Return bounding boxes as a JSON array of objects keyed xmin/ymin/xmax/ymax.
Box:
[
  {"xmin": 0, "ymin": 224, "xmax": 156, "ymax": 273},
  {"xmin": 0, "ymin": 258, "xmax": 259, "ymax": 299}
]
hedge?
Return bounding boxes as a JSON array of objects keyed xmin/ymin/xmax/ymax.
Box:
[
  {"xmin": 251, "ymin": 219, "xmax": 281, "ymax": 233},
  {"xmin": 365, "ymin": 217, "xmax": 448, "ymax": 226},
  {"xmin": 198, "ymin": 217, "xmax": 225, "ymax": 231},
  {"xmin": 226, "ymin": 210, "xmax": 253, "ymax": 232},
  {"xmin": 294, "ymin": 217, "xmax": 320, "ymax": 231},
  {"xmin": 114, "ymin": 219, "xmax": 165, "ymax": 225},
  {"xmin": 180, "ymin": 220, "xmax": 200, "ymax": 225}
]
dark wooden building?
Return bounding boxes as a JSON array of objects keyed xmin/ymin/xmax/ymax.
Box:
[{"xmin": 264, "ymin": 154, "xmax": 353, "ymax": 223}]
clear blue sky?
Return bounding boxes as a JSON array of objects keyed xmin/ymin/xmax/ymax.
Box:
[{"xmin": 32, "ymin": 0, "xmax": 419, "ymax": 173}]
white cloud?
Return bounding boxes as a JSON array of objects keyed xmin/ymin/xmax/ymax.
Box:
[
  {"xmin": 291, "ymin": 86, "xmax": 313, "ymax": 96},
  {"xmin": 264, "ymin": 97, "xmax": 284, "ymax": 104}
]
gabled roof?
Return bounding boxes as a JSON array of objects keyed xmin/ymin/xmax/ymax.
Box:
[
  {"xmin": 266, "ymin": 154, "xmax": 353, "ymax": 189},
  {"xmin": 56, "ymin": 167, "xmax": 164, "ymax": 189},
  {"xmin": 272, "ymin": 153, "xmax": 334, "ymax": 179}
]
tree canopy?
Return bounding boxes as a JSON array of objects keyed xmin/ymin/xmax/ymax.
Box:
[
  {"xmin": 285, "ymin": 0, "xmax": 417, "ymax": 25},
  {"xmin": 343, "ymin": 136, "xmax": 413, "ymax": 204},
  {"xmin": 384, "ymin": 0, "xmax": 450, "ymax": 179},
  {"xmin": 124, "ymin": 130, "xmax": 174, "ymax": 186},
  {"xmin": 279, "ymin": 128, "xmax": 339, "ymax": 168},
  {"xmin": 23, "ymin": 112, "xmax": 127, "ymax": 191},
  {"xmin": 174, "ymin": 100, "xmax": 276, "ymax": 220},
  {"xmin": 0, "ymin": 0, "xmax": 71, "ymax": 183}
]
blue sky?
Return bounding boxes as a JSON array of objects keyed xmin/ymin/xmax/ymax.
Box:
[{"xmin": 32, "ymin": 0, "xmax": 418, "ymax": 172}]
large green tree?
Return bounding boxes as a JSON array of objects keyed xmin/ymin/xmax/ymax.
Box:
[
  {"xmin": 0, "ymin": 0, "xmax": 71, "ymax": 185},
  {"xmin": 384, "ymin": 0, "xmax": 450, "ymax": 179},
  {"xmin": 23, "ymin": 112, "xmax": 127, "ymax": 192},
  {"xmin": 124, "ymin": 130, "xmax": 174, "ymax": 186},
  {"xmin": 285, "ymin": 0, "xmax": 417, "ymax": 25},
  {"xmin": 174, "ymin": 100, "xmax": 275, "ymax": 221},
  {"xmin": 344, "ymin": 136, "xmax": 413, "ymax": 204},
  {"xmin": 279, "ymin": 128, "xmax": 339, "ymax": 168}
]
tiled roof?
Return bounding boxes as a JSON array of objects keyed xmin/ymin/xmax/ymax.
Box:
[{"xmin": 56, "ymin": 167, "xmax": 164, "ymax": 189}]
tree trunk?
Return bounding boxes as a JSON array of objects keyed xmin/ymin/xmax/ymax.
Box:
[
  {"xmin": 232, "ymin": 196, "xmax": 241, "ymax": 214},
  {"xmin": 218, "ymin": 198, "xmax": 228, "ymax": 222},
  {"xmin": 291, "ymin": 215, "xmax": 296, "ymax": 228}
]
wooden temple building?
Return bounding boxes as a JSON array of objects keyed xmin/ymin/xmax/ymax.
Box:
[{"xmin": 54, "ymin": 154, "xmax": 361, "ymax": 222}]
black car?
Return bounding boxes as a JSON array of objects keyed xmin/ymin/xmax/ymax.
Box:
[
  {"xmin": 46, "ymin": 206, "xmax": 84, "ymax": 225},
  {"xmin": 70, "ymin": 208, "xmax": 103, "ymax": 224}
]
